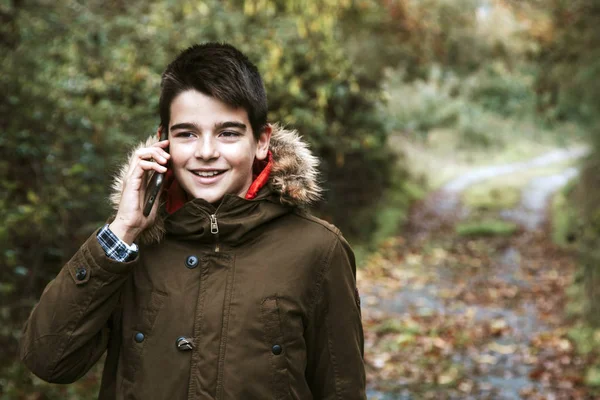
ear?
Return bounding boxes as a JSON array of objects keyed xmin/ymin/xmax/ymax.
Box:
[
  {"xmin": 255, "ymin": 123, "xmax": 272, "ymax": 161},
  {"xmin": 157, "ymin": 126, "xmax": 163, "ymax": 140}
]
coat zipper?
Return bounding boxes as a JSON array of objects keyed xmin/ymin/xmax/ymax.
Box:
[{"xmin": 210, "ymin": 213, "xmax": 220, "ymax": 252}]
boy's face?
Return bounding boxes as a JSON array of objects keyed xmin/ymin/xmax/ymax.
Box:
[{"xmin": 168, "ymin": 89, "xmax": 271, "ymax": 204}]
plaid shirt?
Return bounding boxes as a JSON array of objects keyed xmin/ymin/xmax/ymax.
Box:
[{"xmin": 96, "ymin": 224, "xmax": 139, "ymax": 262}]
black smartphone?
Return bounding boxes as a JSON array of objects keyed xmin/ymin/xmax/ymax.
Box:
[{"xmin": 143, "ymin": 128, "xmax": 169, "ymax": 217}]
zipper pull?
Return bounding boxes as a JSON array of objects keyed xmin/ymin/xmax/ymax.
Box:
[{"xmin": 210, "ymin": 214, "xmax": 219, "ymax": 235}]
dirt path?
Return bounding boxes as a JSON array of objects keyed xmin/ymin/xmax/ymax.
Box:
[{"xmin": 361, "ymin": 148, "xmax": 593, "ymax": 399}]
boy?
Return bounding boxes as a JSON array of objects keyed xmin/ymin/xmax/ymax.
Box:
[{"xmin": 20, "ymin": 42, "xmax": 366, "ymax": 399}]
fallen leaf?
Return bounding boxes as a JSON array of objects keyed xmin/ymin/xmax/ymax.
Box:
[
  {"xmin": 477, "ymin": 354, "xmax": 498, "ymax": 364},
  {"xmin": 487, "ymin": 341, "xmax": 517, "ymax": 355}
]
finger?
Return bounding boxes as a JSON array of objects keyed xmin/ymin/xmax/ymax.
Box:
[
  {"xmin": 148, "ymin": 145, "xmax": 170, "ymax": 159},
  {"xmin": 152, "ymin": 139, "xmax": 170, "ymax": 150},
  {"xmin": 153, "ymin": 139, "xmax": 169, "ymax": 147},
  {"xmin": 127, "ymin": 158, "xmax": 168, "ymax": 179},
  {"xmin": 124, "ymin": 141, "xmax": 171, "ymax": 182},
  {"xmin": 135, "ymin": 147, "xmax": 170, "ymax": 163},
  {"xmin": 154, "ymin": 146, "xmax": 171, "ymax": 160},
  {"xmin": 125, "ymin": 160, "xmax": 167, "ymax": 192},
  {"xmin": 137, "ymin": 160, "xmax": 168, "ymax": 173}
]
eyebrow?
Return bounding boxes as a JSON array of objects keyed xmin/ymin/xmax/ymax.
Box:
[
  {"xmin": 170, "ymin": 121, "xmax": 247, "ymax": 132},
  {"xmin": 216, "ymin": 121, "xmax": 247, "ymax": 131}
]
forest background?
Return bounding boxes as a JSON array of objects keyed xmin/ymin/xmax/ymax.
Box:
[{"xmin": 1, "ymin": 0, "xmax": 599, "ymax": 397}]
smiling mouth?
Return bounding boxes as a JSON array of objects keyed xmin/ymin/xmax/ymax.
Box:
[{"xmin": 191, "ymin": 170, "xmax": 226, "ymax": 177}]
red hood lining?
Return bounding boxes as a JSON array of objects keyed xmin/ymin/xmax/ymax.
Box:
[{"xmin": 164, "ymin": 151, "xmax": 273, "ymax": 214}]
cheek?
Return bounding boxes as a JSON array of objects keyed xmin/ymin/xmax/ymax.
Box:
[
  {"xmin": 224, "ymin": 147, "xmax": 256, "ymax": 167},
  {"xmin": 169, "ymin": 146, "xmax": 190, "ymax": 167}
]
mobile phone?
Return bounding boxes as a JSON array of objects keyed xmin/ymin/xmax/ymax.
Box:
[{"xmin": 143, "ymin": 128, "xmax": 169, "ymax": 217}]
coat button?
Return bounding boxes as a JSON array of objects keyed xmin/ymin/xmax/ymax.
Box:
[
  {"xmin": 134, "ymin": 332, "xmax": 145, "ymax": 343},
  {"xmin": 176, "ymin": 336, "xmax": 194, "ymax": 351},
  {"xmin": 272, "ymin": 344, "xmax": 282, "ymax": 355},
  {"xmin": 75, "ymin": 267, "xmax": 87, "ymax": 281},
  {"xmin": 185, "ymin": 255, "xmax": 199, "ymax": 269}
]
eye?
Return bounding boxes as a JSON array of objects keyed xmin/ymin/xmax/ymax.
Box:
[
  {"xmin": 175, "ymin": 131, "xmax": 195, "ymax": 138},
  {"xmin": 219, "ymin": 130, "xmax": 241, "ymax": 138}
]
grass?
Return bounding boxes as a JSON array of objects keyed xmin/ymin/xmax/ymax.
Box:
[
  {"xmin": 389, "ymin": 122, "xmax": 585, "ymax": 191},
  {"xmin": 455, "ymin": 219, "xmax": 519, "ymax": 237},
  {"xmin": 550, "ymin": 178, "xmax": 580, "ymax": 248},
  {"xmin": 566, "ymin": 323, "xmax": 600, "ymax": 388},
  {"xmin": 354, "ymin": 179, "xmax": 426, "ymax": 267},
  {"xmin": 586, "ymin": 367, "xmax": 600, "ymax": 387},
  {"xmin": 463, "ymin": 185, "xmax": 521, "ymax": 211},
  {"xmin": 462, "ymin": 160, "xmax": 581, "ymax": 212},
  {"xmin": 549, "ymin": 172, "xmax": 600, "ymax": 391}
]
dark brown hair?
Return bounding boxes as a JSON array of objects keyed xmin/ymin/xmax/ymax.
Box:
[{"xmin": 159, "ymin": 42, "xmax": 268, "ymax": 139}]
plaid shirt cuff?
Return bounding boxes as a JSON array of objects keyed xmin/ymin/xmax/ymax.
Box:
[{"xmin": 97, "ymin": 224, "xmax": 139, "ymax": 262}]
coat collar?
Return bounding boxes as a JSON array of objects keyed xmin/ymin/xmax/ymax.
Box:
[{"xmin": 109, "ymin": 124, "xmax": 321, "ymax": 245}]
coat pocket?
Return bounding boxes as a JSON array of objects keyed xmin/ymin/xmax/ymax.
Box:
[
  {"xmin": 121, "ymin": 289, "xmax": 168, "ymax": 386},
  {"xmin": 261, "ymin": 297, "xmax": 291, "ymax": 399}
]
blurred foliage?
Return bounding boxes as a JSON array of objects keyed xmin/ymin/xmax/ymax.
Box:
[
  {"xmin": 3, "ymin": 0, "xmax": 599, "ymax": 396},
  {"xmin": 530, "ymin": 5, "xmax": 600, "ymax": 391},
  {"xmin": 550, "ymin": 177, "xmax": 579, "ymax": 249},
  {"xmin": 384, "ymin": 66, "xmax": 463, "ymax": 137},
  {"xmin": 535, "ymin": 0, "xmax": 600, "ymax": 126},
  {"xmin": 0, "ymin": 0, "xmax": 411, "ymax": 396},
  {"xmin": 384, "ymin": 61, "xmax": 540, "ymax": 150},
  {"xmin": 534, "ymin": 0, "xmax": 600, "ymax": 329},
  {"xmin": 381, "ymin": 0, "xmax": 544, "ymax": 150}
]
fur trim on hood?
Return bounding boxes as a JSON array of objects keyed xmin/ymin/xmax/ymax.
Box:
[{"xmin": 109, "ymin": 124, "xmax": 321, "ymax": 244}]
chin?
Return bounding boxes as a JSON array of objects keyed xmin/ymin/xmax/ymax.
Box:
[
  {"xmin": 191, "ymin": 193, "xmax": 219, "ymax": 203},
  {"xmin": 190, "ymin": 189, "xmax": 225, "ymax": 203}
]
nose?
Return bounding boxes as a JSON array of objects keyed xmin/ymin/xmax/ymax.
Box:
[{"xmin": 194, "ymin": 135, "xmax": 219, "ymax": 160}]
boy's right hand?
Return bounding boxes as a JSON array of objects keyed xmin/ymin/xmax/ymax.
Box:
[{"xmin": 109, "ymin": 138, "xmax": 170, "ymax": 245}]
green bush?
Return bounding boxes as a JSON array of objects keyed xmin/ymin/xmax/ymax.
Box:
[
  {"xmin": 456, "ymin": 108, "xmax": 508, "ymax": 149},
  {"xmin": 467, "ymin": 62, "xmax": 537, "ymax": 117},
  {"xmin": 385, "ymin": 66, "xmax": 463, "ymax": 138},
  {"xmin": 384, "ymin": 63, "xmax": 534, "ymax": 150}
]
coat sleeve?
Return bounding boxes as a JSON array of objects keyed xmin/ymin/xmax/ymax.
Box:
[
  {"xmin": 19, "ymin": 228, "xmax": 135, "ymax": 384},
  {"xmin": 305, "ymin": 235, "xmax": 366, "ymax": 400}
]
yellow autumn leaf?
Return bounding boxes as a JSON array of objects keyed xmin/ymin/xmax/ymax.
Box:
[
  {"xmin": 487, "ymin": 341, "xmax": 517, "ymax": 355},
  {"xmin": 437, "ymin": 366, "xmax": 460, "ymax": 385}
]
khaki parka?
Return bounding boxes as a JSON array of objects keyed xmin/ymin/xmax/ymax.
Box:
[{"xmin": 20, "ymin": 126, "xmax": 366, "ymax": 399}]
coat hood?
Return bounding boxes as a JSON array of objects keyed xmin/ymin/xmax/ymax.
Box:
[{"xmin": 109, "ymin": 125, "xmax": 321, "ymax": 245}]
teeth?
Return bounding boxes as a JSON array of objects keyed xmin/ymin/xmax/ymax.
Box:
[{"xmin": 194, "ymin": 171, "xmax": 221, "ymax": 177}]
